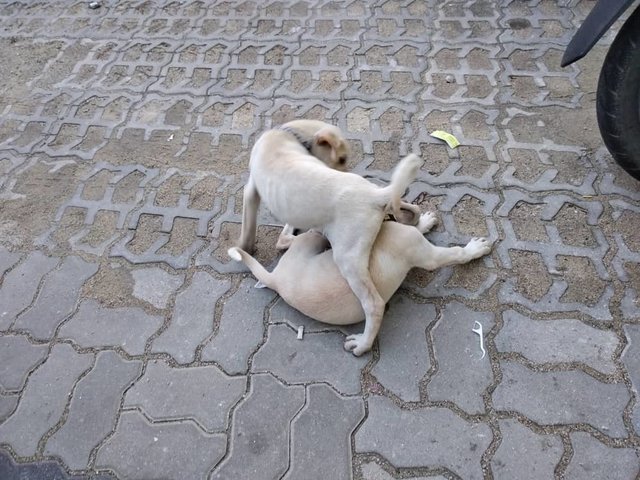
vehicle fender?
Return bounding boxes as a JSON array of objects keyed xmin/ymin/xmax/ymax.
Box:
[{"xmin": 561, "ymin": 0, "xmax": 637, "ymax": 67}]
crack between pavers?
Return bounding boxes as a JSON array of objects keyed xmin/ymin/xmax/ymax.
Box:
[{"xmin": 7, "ymin": 254, "xmax": 63, "ymax": 332}]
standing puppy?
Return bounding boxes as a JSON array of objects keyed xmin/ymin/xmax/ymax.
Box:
[{"xmin": 237, "ymin": 119, "xmax": 423, "ymax": 355}]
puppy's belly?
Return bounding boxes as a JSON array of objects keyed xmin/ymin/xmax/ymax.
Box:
[
  {"xmin": 276, "ymin": 249, "xmax": 408, "ymax": 326},
  {"xmin": 278, "ymin": 260, "xmax": 366, "ymax": 325}
]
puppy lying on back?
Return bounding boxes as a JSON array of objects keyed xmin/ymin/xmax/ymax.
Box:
[{"xmin": 229, "ymin": 212, "xmax": 492, "ymax": 350}]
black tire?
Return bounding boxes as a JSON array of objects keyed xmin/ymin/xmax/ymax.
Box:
[{"xmin": 597, "ymin": 6, "xmax": 640, "ymax": 181}]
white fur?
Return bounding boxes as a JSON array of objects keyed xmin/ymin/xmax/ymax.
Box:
[
  {"xmin": 232, "ymin": 213, "xmax": 493, "ymax": 354},
  {"xmin": 237, "ymin": 119, "xmax": 423, "ymax": 355}
]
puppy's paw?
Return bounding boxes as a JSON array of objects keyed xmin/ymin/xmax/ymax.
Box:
[
  {"xmin": 276, "ymin": 235, "xmax": 295, "ymax": 250},
  {"xmin": 344, "ymin": 333, "xmax": 372, "ymax": 356},
  {"xmin": 417, "ymin": 212, "xmax": 438, "ymax": 233},
  {"xmin": 227, "ymin": 247, "xmax": 243, "ymax": 261},
  {"xmin": 465, "ymin": 237, "xmax": 492, "ymax": 259}
]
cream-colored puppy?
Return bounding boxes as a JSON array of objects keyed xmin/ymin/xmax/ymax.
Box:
[
  {"xmin": 229, "ymin": 214, "xmax": 492, "ymax": 348},
  {"xmin": 237, "ymin": 119, "xmax": 423, "ymax": 355}
]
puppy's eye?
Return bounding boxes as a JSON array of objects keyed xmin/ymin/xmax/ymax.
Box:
[{"xmin": 338, "ymin": 156, "xmax": 347, "ymax": 165}]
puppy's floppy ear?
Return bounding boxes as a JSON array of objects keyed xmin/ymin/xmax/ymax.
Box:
[{"xmin": 314, "ymin": 128, "xmax": 339, "ymax": 150}]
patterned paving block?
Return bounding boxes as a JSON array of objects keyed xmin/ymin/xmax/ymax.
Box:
[
  {"xmin": 0, "ymin": 344, "xmax": 92, "ymax": 457},
  {"xmin": 211, "ymin": 373, "xmax": 305, "ymax": 480},
  {"xmin": 37, "ymin": 162, "xmax": 158, "ymax": 253},
  {"xmin": 496, "ymin": 190, "xmax": 612, "ymax": 320},
  {"xmin": 564, "ymin": 432, "xmax": 639, "ymax": 479},
  {"xmin": 431, "ymin": 0, "xmax": 501, "ymax": 45},
  {"xmin": 253, "ymin": 324, "xmax": 369, "ymax": 395},
  {"xmin": 0, "ymin": 448, "xmax": 90, "ymax": 480},
  {"xmin": 496, "ymin": 310, "xmax": 619, "ymax": 374},
  {"xmin": 131, "ymin": 267, "xmax": 184, "ymax": 309},
  {"xmin": 124, "ymin": 359, "xmax": 245, "ymax": 432},
  {"xmin": 360, "ymin": 462, "xmax": 443, "ymax": 480},
  {"xmin": 58, "ymin": 300, "xmax": 163, "ymax": 356},
  {"xmin": 191, "ymin": 96, "xmax": 268, "ymax": 148},
  {"xmin": 201, "ymin": 278, "xmax": 276, "ymax": 374},
  {"xmin": 14, "ymin": 256, "xmax": 99, "ymax": 340},
  {"xmin": 284, "ymin": 384, "xmax": 364, "ymax": 480},
  {"xmin": 45, "ymin": 351, "xmax": 142, "ymax": 471},
  {"xmin": 621, "ymin": 324, "xmax": 640, "ymax": 431},
  {"xmin": 95, "ymin": 410, "xmax": 226, "ymax": 480},
  {"xmin": 498, "ymin": 2, "xmax": 574, "ymax": 46},
  {"xmin": 423, "ymin": 44, "xmax": 500, "ymax": 106},
  {"xmin": 0, "ymin": 247, "xmax": 20, "ymax": 277},
  {"xmin": 0, "ymin": 335, "xmax": 48, "ymax": 392},
  {"xmin": 356, "ymin": 395, "xmax": 492, "ymax": 478},
  {"xmin": 371, "ymin": 295, "xmax": 434, "ymax": 402},
  {"xmin": 427, "ymin": 302, "xmax": 494, "ymax": 414},
  {"xmin": 152, "ymin": 271, "xmax": 231, "ymax": 364},
  {"xmin": 491, "ymin": 419, "xmax": 563, "ymax": 480},
  {"xmin": 0, "ymin": 395, "xmax": 18, "ymax": 422},
  {"xmin": 0, "ymin": 252, "xmax": 58, "ymax": 330},
  {"xmin": 218, "ymin": 41, "xmax": 295, "ymax": 100},
  {"xmin": 498, "ymin": 126, "xmax": 595, "ymax": 194},
  {"xmin": 493, "ymin": 361, "xmax": 630, "ymax": 438},
  {"xmin": 337, "ymin": 99, "xmax": 420, "ymax": 158}
]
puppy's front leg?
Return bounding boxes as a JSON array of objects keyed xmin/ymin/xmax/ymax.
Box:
[
  {"xmin": 416, "ymin": 237, "xmax": 492, "ymax": 271},
  {"xmin": 238, "ymin": 176, "xmax": 260, "ymax": 253}
]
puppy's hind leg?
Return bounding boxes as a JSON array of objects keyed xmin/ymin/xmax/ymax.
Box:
[
  {"xmin": 238, "ymin": 176, "xmax": 260, "ymax": 253},
  {"xmin": 414, "ymin": 236, "xmax": 493, "ymax": 271},
  {"xmin": 275, "ymin": 224, "xmax": 296, "ymax": 250},
  {"xmin": 331, "ymin": 224, "xmax": 385, "ymax": 356}
]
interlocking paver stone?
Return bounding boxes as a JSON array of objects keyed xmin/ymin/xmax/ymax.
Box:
[
  {"xmin": 0, "ymin": 448, "xmax": 90, "ymax": 480},
  {"xmin": 0, "ymin": 252, "xmax": 57, "ymax": 330},
  {"xmin": 0, "ymin": 344, "xmax": 92, "ymax": 457},
  {"xmin": 45, "ymin": 351, "xmax": 142, "ymax": 470},
  {"xmin": 356, "ymin": 395, "xmax": 492, "ymax": 478},
  {"xmin": 565, "ymin": 432, "xmax": 639, "ymax": 479},
  {"xmin": 0, "ymin": 247, "xmax": 20, "ymax": 277},
  {"xmin": 58, "ymin": 300, "xmax": 163, "ymax": 356},
  {"xmin": 201, "ymin": 278, "xmax": 276, "ymax": 375},
  {"xmin": 284, "ymin": 384, "xmax": 364, "ymax": 480},
  {"xmin": 360, "ymin": 462, "xmax": 444, "ymax": 480},
  {"xmin": 124, "ymin": 359, "xmax": 245, "ymax": 432},
  {"xmin": 491, "ymin": 419, "xmax": 562, "ymax": 480},
  {"xmin": 1, "ymin": 0, "xmax": 639, "ymax": 477},
  {"xmin": 152, "ymin": 271, "xmax": 231, "ymax": 364},
  {"xmin": 493, "ymin": 361, "xmax": 630, "ymax": 437},
  {"xmin": 496, "ymin": 310, "xmax": 619, "ymax": 374},
  {"xmin": 95, "ymin": 410, "xmax": 226, "ymax": 480},
  {"xmin": 131, "ymin": 267, "xmax": 184, "ymax": 309},
  {"xmin": 621, "ymin": 324, "xmax": 640, "ymax": 431},
  {"xmin": 0, "ymin": 335, "xmax": 48, "ymax": 391},
  {"xmin": 0, "ymin": 395, "xmax": 18, "ymax": 422},
  {"xmin": 371, "ymin": 295, "xmax": 434, "ymax": 402},
  {"xmin": 14, "ymin": 256, "xmax": 98, "ymax": 340},
  {"xmin": 252, "ymin": 324, "xmax": 368, "ymax": 395},
  {"xmin": 211, "ymin": 373, "xmax": 305, "ymax": 480},
  {"xmin": 427, "ymin": 302, "xmax": 494, "ymax": 413}
]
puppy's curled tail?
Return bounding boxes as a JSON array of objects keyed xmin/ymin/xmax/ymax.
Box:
[
  {"xmin": 227, "ymin": 247, "xmax": 275, "ymax": 290},
  {"xmin": 380, "ymin": 153, "xmax": 424, "ymax": 217}
]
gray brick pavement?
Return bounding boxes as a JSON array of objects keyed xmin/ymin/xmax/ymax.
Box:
[{"xmin": 1, "ymin": 0, "xmax": 639, "ymax": 478}]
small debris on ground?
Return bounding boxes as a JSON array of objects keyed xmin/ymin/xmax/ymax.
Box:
[
  {"xmin": 430, "ymin": 130, "xmax": 460, "ymax": 149},
  {"xmin": 472, "ymin": 321, "xmax": 485, "ymax": 359}
]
